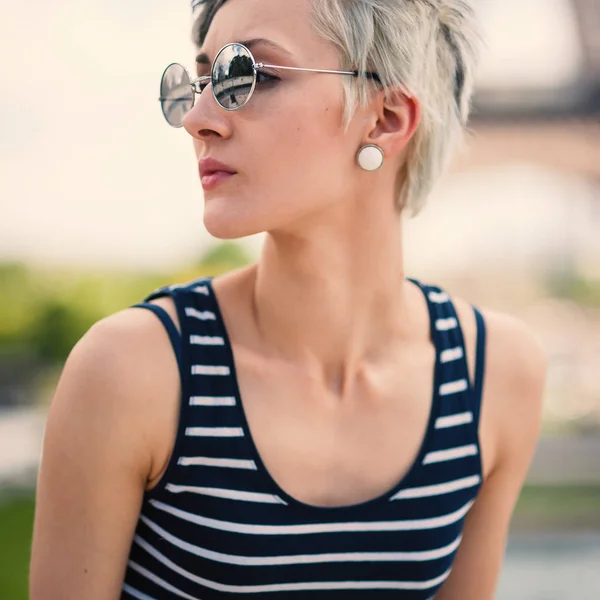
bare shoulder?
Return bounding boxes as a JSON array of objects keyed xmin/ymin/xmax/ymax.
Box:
[
  {"xmin": 54, "ymin": 300, "xmax": 182, "ymax": 484},
  {"xmin": 476, "ymin": 306, "xmax": 547, "ymax": 415},
  {"xmin": 479, "ymin": 306, "xmax": 548, "ymax": 382},
  {"xmin": 75, "ymin": 299, "xmax": 181, "ymax": 393},
  {"xmin": 31, "ymin": 302, "xmax": 182, "ymax": 598},
  {"xmin": 453, "ymin": 296, "xmax": 547, "ymax": 385},
  {"xmin": 481, "ymin": 307, "xmax": 547, "ymax": 466}
]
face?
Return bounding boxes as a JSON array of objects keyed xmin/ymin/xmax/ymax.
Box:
[{"xmin": 182, "ymin": 0, "xmax": 373, "ymax": 240}]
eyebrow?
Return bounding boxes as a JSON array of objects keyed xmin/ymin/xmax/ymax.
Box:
[{"xmin": 195, "ymin": 38, "xmax": 293, "ymax": 65}]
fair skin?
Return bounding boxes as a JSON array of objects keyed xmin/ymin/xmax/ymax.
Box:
[{"xmin": 29, "ymin": 0, "xmax": 547, "ymax": 599}]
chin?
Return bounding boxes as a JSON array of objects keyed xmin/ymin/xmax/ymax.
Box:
[
  {"xmin": 203, "ymin": 207, "xmax": 266, "ymax": 240},
  {"xmin": 202, "ymin": 192, "xmax": 306, "ymax": 240}
]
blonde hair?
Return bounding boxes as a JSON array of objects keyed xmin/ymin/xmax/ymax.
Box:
[{"xmin": 193, "ymin": 0, "xmax": 482, "ymax": 216}]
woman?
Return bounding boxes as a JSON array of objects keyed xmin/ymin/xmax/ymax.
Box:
[{"xmin": 30, "ymin": 0, "xmax": 546, "ymax": 598}]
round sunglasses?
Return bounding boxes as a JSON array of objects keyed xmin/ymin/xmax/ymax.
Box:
[{"xmin": 159, "ymin": 42, "xmax": 389, "ymax": 128}]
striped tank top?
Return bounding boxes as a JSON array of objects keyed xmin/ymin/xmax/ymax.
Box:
[{"xmin": 121, "ymin": 276, "xmax": 486, "ymax": 599}]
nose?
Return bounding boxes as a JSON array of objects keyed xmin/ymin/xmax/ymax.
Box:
[{"xmin": 182, "ymin": 86, "xmax": 233, "ymax": 141}]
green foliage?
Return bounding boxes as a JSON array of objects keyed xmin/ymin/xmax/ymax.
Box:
[
  {"xmin": 195, "ymin": 241, "xmax": 253, "ymax": 275},
  {"xmin": 0, "ymin": 263, "xmax": 40, "ymax": 349},
  {"xmin": 546, "ymin": 271, "xmax": 600, "ymax": 308},
  {"xmin": 0, "ymin": 263, "xmax": 170, "ymax": 368},
  {"xmin": 26, "ymin": 299, "xmax": 92, "ymax": 364},
  {"xmin": 0, "ymin": 494, "xmax": 35, "ymax": 599},
  {"xmin": 0, "ymin": 242, "xmax": 253, "ymax": 372},
  {"xmin": 512, "ymin": 485, "xmax": 600, "ymax": 530}
]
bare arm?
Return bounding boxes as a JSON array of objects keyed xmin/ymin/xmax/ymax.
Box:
[
  {"xmin": 30, "ymin": 306, "xmax": 180, "ymax": 600},
  {"xmin": 435, "ymin": 312, "xmax": 547, "ymax": 600}
]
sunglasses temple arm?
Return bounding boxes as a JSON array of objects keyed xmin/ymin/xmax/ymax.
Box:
[
  {"xmin": 255, "ymin": 63, "xmax": 358, "ymax": 76},
  {"xmin": 256, "ymin": 63, "xmax": 412, "ymax": 95}
]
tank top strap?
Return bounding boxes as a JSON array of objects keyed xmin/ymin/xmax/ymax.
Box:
[
  {"xmin": 407, "ymin": 278, "xmax": 470, "ymax": 389},
  {"xmin": 471, "ymin": 306, "xmax": 487, "ymax": 426},
  {"xmin": 128, "ymin": 279, "xmax": 219, "ymax": 381},
  {"xmin": 130, "ymin": 302, "xmax": 184, "ymax": 376},
  {"xmin": 408, "ymin": 277, "xmax": 487, "ymax": 432},
  {"xmin": 140, "ymin": 277, "xmax": 237, "ymax": 407}
]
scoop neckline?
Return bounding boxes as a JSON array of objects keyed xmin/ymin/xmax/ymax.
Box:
[{"xmin": 204, "ymin": 276, "xmax": 442, "ymax": 515}]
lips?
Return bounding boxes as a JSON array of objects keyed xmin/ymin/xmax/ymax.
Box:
[
  {"xmin": 198, "ymin": 157, "xmax": 237, "ymax": 179},
  {"xmin": 198, "ymin": 157, "xmax": 237, "ymax": 190}
]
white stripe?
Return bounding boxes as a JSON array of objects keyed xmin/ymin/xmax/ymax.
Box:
[
  {"xmin": 149, "ymin": 498, "xmax": 474, "ymax": 535},
  {"xmin": 133, "ymin": 538, "xmax": 452, "ymax": 592},
  {"xmin": 440, "ymin": 347, "xmax": 464, "ymax": 363},
  {"xmin": 189, "ymin": 396, "xmax": 236, "ymax": 406},
  {"xmin": 185, "ymin": 427, "xmax": 244, "ymax": 438},
  {"xmin": 192, "ymin": 285, "xmax": 210, "ymax": 296},
  {"xmin": 439, "ymin": 379, "xmax": 468, "ymax": 396},
  {"xmin": 128, "ymin": 561, "xmax": 199, "ymax": 600},
  {"xmin": 428, "ymin": 291, "xmax": 449, "ymax": 304},
  {"xmin": 177, "ymin": 456, "xmax": 257, "ymax": 470},
  {"xmin": 191, "ymin": 365, "xmax": 230, "ymax": 376},
  {"xmin": 436, "ymin": 317, "xmax": 458, "ymax": 331},
  {"xmin": 166, "ymin": 484, "xmax": 286, "ymax": 505},
  {"xmin": 185, "ymin": 307, "xmax": 216, "ymax": 321},
  {"xmin": 141, "ymin": 516, "xmax": 462, "ymax": 566},
  {"xmin": 423, "ymin": 445, "xmax": 478, "ymax": 465},
  {"xmin": 168, "ymin": 284, "xmax": 186, "ymax": 291},
  {"xmin": 391, "ymin": 475, "xmax": 481, "ymax": 500},
  {"xmin": 190, "ymin": 335, "xmax": 225, "ymax": 346},
  {"xmin": 435, "ymin": 411, "xmax": 473, "ymax": 429},
  {"xmin": 122, "ymin": 584, "xmax": 159, "ymax": 600}
]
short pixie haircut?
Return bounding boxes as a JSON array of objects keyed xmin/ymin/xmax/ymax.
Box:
[{"xmin": 192, "ymin": 0, "xmax": 482, "ymax": 216}]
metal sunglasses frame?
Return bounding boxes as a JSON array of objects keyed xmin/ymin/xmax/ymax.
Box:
[{"xmin": 161, "ymin": 42, "xmax": 413, "ymax": 125}]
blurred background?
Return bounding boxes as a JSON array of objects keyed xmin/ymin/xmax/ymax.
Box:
[{"xmin": 1, "ymin": 0, "xmax": 599, "ymax": 598}]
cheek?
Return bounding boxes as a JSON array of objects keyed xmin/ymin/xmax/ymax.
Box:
[
  {"xmin": 298, "ymin": 114, "xmax": 353, "ymax": 193},
  {"xmin": 260, "ymin": 102, "xmax": 350, "ymax": 180},
  {"xmin": 243, "ymin": 131, "xmax": 352, "ymax": 228},
  {"xmin": 257, "ymin": 130, "xmax": 343, "ymax": 201}
]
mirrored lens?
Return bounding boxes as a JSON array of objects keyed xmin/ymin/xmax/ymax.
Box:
[
  {"xmin": 212, "ymin": 43, "xmax": 256, "ymax": 110},
  {"xmin": 160, "ymin": 63, "xmax": 194, "ymax": 127}
]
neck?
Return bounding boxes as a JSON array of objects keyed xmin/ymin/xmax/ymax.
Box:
[{"xmin": 247, "ymin": 198, "xmax": 417, "ymax": 396}]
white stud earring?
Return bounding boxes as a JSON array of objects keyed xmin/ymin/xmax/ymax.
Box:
[{"xmin": 357, "ymin": 144, "xmax": 384, "ymax": 172}]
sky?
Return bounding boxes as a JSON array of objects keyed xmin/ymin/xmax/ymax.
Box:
[{"xmin": 0, "ymin": 0, "xmax": 589, "ymax": 273}]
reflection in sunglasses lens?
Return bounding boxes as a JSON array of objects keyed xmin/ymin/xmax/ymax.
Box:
[
  {"xmin": 160, "ymin": 63, "xmax": 194, "ymax": 127},
  {"xmin": 213, "ymin": 44, "xmax": 255, "ymax": 110}
]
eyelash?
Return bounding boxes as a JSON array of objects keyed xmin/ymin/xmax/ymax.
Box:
[{"xmin": 256, "ymin": 69, "xmax": 280, "ymax": 85}]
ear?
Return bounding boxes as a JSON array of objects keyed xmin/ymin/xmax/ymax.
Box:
[{"xmin": 363, "ymin": 87, "xmax": 421, "ymax": 159}]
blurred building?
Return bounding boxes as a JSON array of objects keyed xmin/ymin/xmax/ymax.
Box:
[{"xmin": 473, "ymin": 0, "xmax": 600, "ymax": 120}]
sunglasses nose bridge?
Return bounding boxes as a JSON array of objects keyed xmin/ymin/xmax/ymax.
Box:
[
  {"xmin": 181, "ymin": 75, "xmax": 237, "ymax": 136},
  {"xmin": 191, "ymin": 75, "xmax": 211, "ymax": 95}
]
